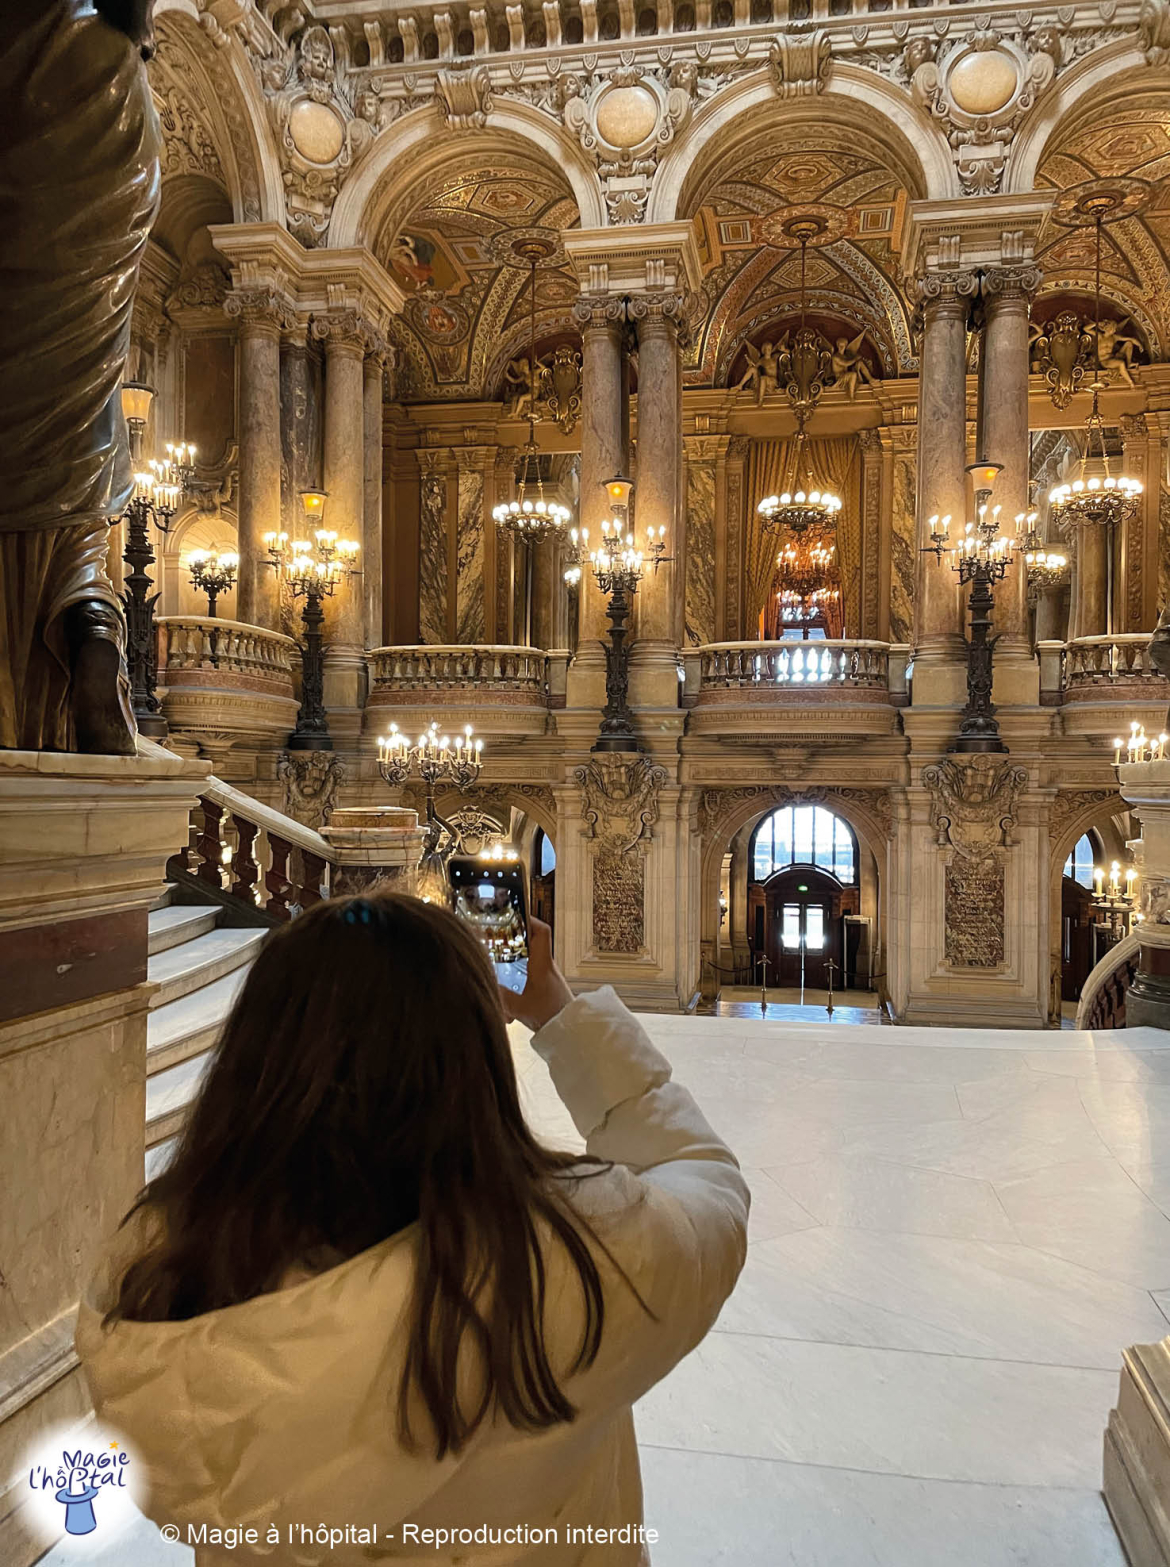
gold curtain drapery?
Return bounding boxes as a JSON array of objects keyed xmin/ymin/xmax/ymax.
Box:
[{"xmin": 744, "ymin": 437, "xmax": 862, "ymax": 637}]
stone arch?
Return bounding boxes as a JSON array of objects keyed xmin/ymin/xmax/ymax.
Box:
[
  {"xmin": 329, "ymin": 105, "xmax": 606, "ymax": 248},
  {"xmin": 159, "ymin": 503, "xmax": 241, "ymax": 617},
  {"xmin": 648, "ymin": 65, "xmax": 956, "ymax": 225},
  {"xmin": 1006, "ymin": 40, "xmax": 1149, "ymax": 197},
  {"xmin": 1046, "ymin": 788, "xmax": 1130, "ymax": 1024},
  {"xmin": 697, "ymin": 785, "xmax": 891, "ymax": 952},
  {"xmin": 432, "ymin": 784, "xmax": 557, "ymax": 844},
  {"xmin": 153, "ymin": 1, "xmax": 285, "ymax": 225}
]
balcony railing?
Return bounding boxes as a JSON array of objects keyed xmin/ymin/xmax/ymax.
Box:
[
  {"xmin": 160, "ymin": 617, "xmax": 298, "ymax": 694},
  {"xmin": 695, "ymin": 640, "xmax": 893, "ymax": 690},
  {"xmin": 1063, "ymin": 635, "xmax": 1162, "ymax": 688},
  {"xmin": 157, "ymin": 616, "xmax": 300, "ymax": 761},
  {"xmin": 366, "ymin": 645, "xmax": 566, "ymax": 739}
]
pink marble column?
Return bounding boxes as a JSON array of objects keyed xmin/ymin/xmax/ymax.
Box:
[
  {"xmin": 225, "ymin": 288, "xmax": 293, "ymax": 629},
  {"xmin": 629, "ymin": 293, "xmax": 684, "ymax": 646},
  {"xmin": 571, "ymin": 295, "xmax": 625, "ymax": 652},
  {"xmin": 982, "ymin": 265, "xmax": 1041, "ymax": 650},
  {"xmin": 363, "ymin": 347, "xmax": 386, "ymax": 650}
]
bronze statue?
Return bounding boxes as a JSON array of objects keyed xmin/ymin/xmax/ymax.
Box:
[
  {"xmin": 0, "ymin": 1, "xmax": 160, "ymax": 752},
  {"xmin": 1150, "ymin": 604, "xmax": 1170, "ymax": 726}
]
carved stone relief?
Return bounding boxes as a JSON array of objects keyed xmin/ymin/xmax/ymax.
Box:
[
  {"xmin": 575, "ymin": 755, "xmax": 668, "ymax": 954},
  {"xmin": 922, "ymin": 756, "xmax": 1027, "ymax": 970},
  {"xmin": 553, "ymin": 65, "xmax": 693, "ymax": 225},
  {"xmin": 696, "ymin": 784, "xmax": 893, "ymax": 844},
  {"xmin": 278, "ymin": 750, "xmax": 345, "ymax": 830}
]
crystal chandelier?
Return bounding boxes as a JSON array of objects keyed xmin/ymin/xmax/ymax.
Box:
[
  {"xmin": 757, "ymin": 220, "xmax": 842, "ymax": 537},
  {"xmin": 775, "ymin": 536, "xmax": 837, "ymax": 601},
  {"xmin": 492, "ymin": 243, "xmax": 571, "ymax": 541},
  {"xmin": 1048, "ymin": 185, "xmax": 1145, "ymax": 533}
]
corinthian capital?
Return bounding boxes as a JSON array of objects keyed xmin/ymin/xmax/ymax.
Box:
[
  {"xmin": 571, "ymin": 294, "xmax": 626, "ymax": 331},
  {"xmin": 981, "ymin": 265, "xmax": 1043, "ymax": 303},
  {"xmin": 914, "ymin": 269, "xmax": 979, "ymax": 309},
  {"xmin": 310, "ymin": 308, "xmax": 384, "ymax": 355},
  {"xmin": 224, "ymin": 287, "xmax": 298, "ymax": 333}
]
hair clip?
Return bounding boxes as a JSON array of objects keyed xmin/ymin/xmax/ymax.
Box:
[{"xmin": 343, "ymin": 899, "xmax": 374, "ymax": 926}]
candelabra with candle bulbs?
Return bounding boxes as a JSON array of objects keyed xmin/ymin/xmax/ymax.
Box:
[
  {"xmin": 1014, "ymin": 512, "xmax": 1069, "ymax": 602},
  {"xmin": 1112, "ymin": 721, "xmax": 1169, "ymax": 766},
  {"xmin": 187, "ymin": 548, "xmax": 239, "ymax": 618},
  {"xmin": 1092, "ymin": 857, "xmax": 1139, "ymax": 940},
  {"xmin": 923, "ymin": 460, "xmax": 1020, "ymax": 754},
  {"xmin": 117, "ymin": 380, "xmax": 198, "ymax": 736},
  {"xmin": 376, "ymin": 722, "xmax": 484, "ymax": 898},
  {"xmin": 582, "ymin": 475, "xmax": 674, "ymax": 753},
  {"xmin": 264, "ymin": 490, "xmax": 359, "ymax": 751}
]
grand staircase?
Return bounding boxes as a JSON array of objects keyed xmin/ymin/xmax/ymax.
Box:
[{"xmin": 145, "ymin": 883, "xmax": 267, "ymax": 1179}]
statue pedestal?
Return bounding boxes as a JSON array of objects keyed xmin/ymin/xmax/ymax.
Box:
[
  {"xmin": 554, "ymin": 754, "xmax": 699, "ymax": 1012},
  {"xmin": 320, "ymin": 806, "xmax": 426, "ymax": 898},
  {"xmin": 1105, "ymin": 1339, "xmax": 1170, "ymax": 1564},
  {"xmin": 0, "ymin": 748, "xmax": 207, "ymax": 1567}
]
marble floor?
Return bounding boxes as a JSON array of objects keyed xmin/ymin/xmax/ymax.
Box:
[{"xmin": 41, "ymin": 1013, "xmax": 1170, "ymax": 1566}]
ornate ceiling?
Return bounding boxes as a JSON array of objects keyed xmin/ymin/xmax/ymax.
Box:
[
  {"xmin": 372, "ymin": 155, "xmax": 580, "ymax": 400},
  {"xmin": 684, "ymin": 127, "xmax": 916, "ymax": 388},
  {"xmin": 1035, "ymin": 86, "xmax": 1170, "ymax": 359}
]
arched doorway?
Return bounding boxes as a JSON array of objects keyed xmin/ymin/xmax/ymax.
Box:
[
  {"xmin": 1061, "ymin": 831, "xmax": 1102, "ymax": 1003},
  {"xmin": 746, "ymin": 804, "xmax": 861, "ymax": 992}
]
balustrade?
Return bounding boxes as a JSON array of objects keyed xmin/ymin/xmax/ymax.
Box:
[
  {"xmin": 697, "ymin": 640, "xmax": 891, "ymax": 690},
  {"xmin": 1063, "ymin": 635, "xmax": 1162, "ymax": 688},
  {"xmin": 1075, "ymin": 932, "xmax": 1140, "ymax": 1030},
  {"xmin": 171, "ymin": 777, "xmax": 334, "ymax": 922},
  {"xmin": 159, "ymin": 616, "xmax": 298, "ymax": 691},
  {"xmin": 368, "ymin": 645, "xmax": 548, "ymax": 690}
]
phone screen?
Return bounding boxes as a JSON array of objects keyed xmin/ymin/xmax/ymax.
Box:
[{"xmin": 447, "ymin": 856, "xmax": 529, "ymax": 964}]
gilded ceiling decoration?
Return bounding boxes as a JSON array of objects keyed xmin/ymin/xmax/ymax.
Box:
[
  {"xmin": 1036, "ymin": 91, "xmax": 1170, "ymax": 360},
  {"xmin": 684, "ymin": 132, "xmax": 915, "ymax": 387},
  {"xmin": 374, "ymin": 157, "xmax": 580, "ymax": 399}
]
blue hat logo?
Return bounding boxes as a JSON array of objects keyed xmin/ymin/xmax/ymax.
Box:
[{"xmin": 55, "ymin": 1477, "xmax": 100, "ymax": 1535}]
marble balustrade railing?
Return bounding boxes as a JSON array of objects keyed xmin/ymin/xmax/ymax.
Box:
[
  {"xmin": 159, "ymin": 616, "xmax": 298, "ymax": 689},
  {"xmin": 368, "ymin": 645, "xmax": 550, "ymax": 692},
  {"xmin": 1075, "ymin": 931, "xmax": 1140, "ymax": 1030},
  {"xmin": 694, "ymin": 640, "xmax": 893, "ymax": 690},
  {"xmin": 172, "ymin": 775, "xmax": 333, "ymax": 922},
  {"xmin": 1063, "ymin": 634, "xmax": 1161, "ymax": 687}
]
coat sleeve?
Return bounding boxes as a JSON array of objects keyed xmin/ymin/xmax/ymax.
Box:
[{"xmin": 530, "ymin": 986, "xmax": 749, "ymax": 1399}]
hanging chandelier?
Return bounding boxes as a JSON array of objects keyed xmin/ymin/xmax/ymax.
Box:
[
  {"xmin": 1048, "ymin": 180, "xmax": 1148, "ymax": 533},
  {"xmin": 756, "ymin": 217, "xmax": 842, "ymax": 536},
  {"xmin": 775, "ymin": 535, "xmax": 837, "ymax": 603},
  {"xmin": 492, "ymin": 239, "xmax": 571, "ymax": 541},
  {"xmin": 1015, "ymin": 511, "xmax": 1069, "ymax": 599}
]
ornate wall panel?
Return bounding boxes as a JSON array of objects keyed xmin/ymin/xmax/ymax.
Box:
[
  {"xmin": 685, "ymin": 448, "xmax": 717, "ymax": 647},
  {"xmin": 455, "ymin": 460, "xmax": 485, "ymax": 642},
  {"xmin": 889, "ymin": 448, "xmax": 916, "ymax": 645},
  {"xmin": 418, "ymin": 457, "xmax": 448, "ymax": 645}
]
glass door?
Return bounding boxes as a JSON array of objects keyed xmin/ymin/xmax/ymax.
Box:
[{"xmin": 775, "ymin": 901, "xmax": 830, "ymax": 989}]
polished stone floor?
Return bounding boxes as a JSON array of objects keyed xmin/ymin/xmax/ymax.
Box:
[{"xmin": 42, "ymin": 1014, "xmax": 1170, "ymax": 1566}]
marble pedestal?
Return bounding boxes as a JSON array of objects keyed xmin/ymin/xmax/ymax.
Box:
[
  {"xmin": 319, "ymin": 806, "xmax": 426, "ymax": 897},
  {"xmin": 0, "ymin": 748, "xmax": 207, "ymax": 1567},
  {"xmin": 1105, "ymin": 1340, "xmax": 1170, "ymax": 1564}
]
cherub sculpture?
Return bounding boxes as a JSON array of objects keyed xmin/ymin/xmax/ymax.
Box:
[
  {"xmin": 502, "ymin": 356, "xmax": 535, "ymax": 420},
  {"xmin": 735, "ymin": 337, "xmax": 784, "ymax": 405},
  {"xmin": 829, "ymin": 332, "xmax": 878, "ymax": 401},
  {"xmin": 1094, "ymin": 318, "xmax": 1145, "ymax": 389}
]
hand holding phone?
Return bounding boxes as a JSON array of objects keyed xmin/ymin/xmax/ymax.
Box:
[{"xmin": 498, "ymin": 917, "xmax": 573, "ymax": 1033}]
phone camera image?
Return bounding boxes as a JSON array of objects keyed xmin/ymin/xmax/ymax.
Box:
[{"xmin": 447, "ymin": 856, "xmax": 529, "ymax": 966}]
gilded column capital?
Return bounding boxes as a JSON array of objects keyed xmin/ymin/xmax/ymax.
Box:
[
  {"xmin": 626, "ymin": 289, "xmax": 703, "ymax": 348},
  {"xmin": 571, "ymin": 293, "xmax": 626, "ymax": 332},
  {"xmin": 224, "ymin": 286, "xmax": 298, "ymax": 334},
  {"xmin": 1119, "ymin": 411, "xmax": 1150, "ymax": 444},
  {"xmin": 980, "ymin": 265, "xmax": 1043, "ymax": 304}
]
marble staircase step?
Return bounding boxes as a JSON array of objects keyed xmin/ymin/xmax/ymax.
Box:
[
  {"xmin": 147, "ymin": 1049, "xmax": 217, "ymax": 1147},
  {"xmin": 146, "ymin": 966, "xmax": 250, "ymax": 1076},
  {"xmin": 150, "ymin": 882, "xmax": 176, "ymax": 912},
  {"xmin": 147, "ymin": 904, "xmax": 219, "ymax": 956},
  {"xmin": 147, "ymin": 927, "xmax": 266, "ymax": 1011}
]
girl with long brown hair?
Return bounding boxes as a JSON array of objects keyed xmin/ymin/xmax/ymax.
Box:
[{"xmin": 77, "ymin": 894, "xmax": 748, "ymax": 1564}]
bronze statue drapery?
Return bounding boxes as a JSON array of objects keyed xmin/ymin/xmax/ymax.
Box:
[{"xmin": 0, "ymin": 1, "xmax": 160, "ymax": 751}]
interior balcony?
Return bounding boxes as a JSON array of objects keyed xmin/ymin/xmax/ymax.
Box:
[
  {"xmin": 1039, "ymin": 635, "xmax": 1170, "ymax": 744},
  {"xmin": 364, "ymin": 645, "xmax": 566, "ymax": 744},
  {"xmin": 680, "ymin": 640, "xmax": 908, "ymax": 743},
  {"xmin": 158, "ymin": 616, "xmax": 300, "ymax": 769}
]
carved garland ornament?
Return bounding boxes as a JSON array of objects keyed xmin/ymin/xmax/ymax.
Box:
[
  {"xmin": 696, "ymin": 784, "xmax": 893, "ymax": 843},
  {"xmin": 922, "ymin": 756, "xmax": 1027, "ymax": 971}
]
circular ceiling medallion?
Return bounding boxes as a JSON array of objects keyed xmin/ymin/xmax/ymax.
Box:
[
  {"xmin": 758, "ymin": 203, "xmax": 850, "ymax": 249},
  {"xmin": 288, "ymin": 99, "xmax": 345, "ymax": 165},
  {"xmin": 1051, "ymin": 176, "xmax": 1154, "ymax": 228},
  {"xmin": 594, "ymin": 83, "xmax": 660, "ymax": 150},
  {"xmin": 947, "ymin": 49, "xmax": 1020, "ymax": 116},
  {"xmin": 489, "ymin": 227, "xmax": 566, "ymax": 269}
]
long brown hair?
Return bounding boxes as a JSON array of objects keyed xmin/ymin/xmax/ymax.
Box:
[{"xmin": 110, "ymin": 894, "xmax": 631, "ymax": 1458}]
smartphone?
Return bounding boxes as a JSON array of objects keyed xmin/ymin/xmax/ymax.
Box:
[{"xmin": 447, "ymin": 855, "xmax": 529, "ymax": 964}]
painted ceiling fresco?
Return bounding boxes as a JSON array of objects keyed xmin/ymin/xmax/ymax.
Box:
[
  {"xmin": 684, "ymin": 128, "xmax": 916, "ymax": 388},
  {"xmin": 1035, "ymin": 88, "xmax": 1170, "ymax": 359},
  {"xmin": 373, "ymin": 155, "xmax": 580, "ymax": 401}
]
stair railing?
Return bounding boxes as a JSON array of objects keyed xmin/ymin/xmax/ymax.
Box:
[{"xmin": 1075, "ymin": 932, "xmax": 1140, "ymax": 1030}]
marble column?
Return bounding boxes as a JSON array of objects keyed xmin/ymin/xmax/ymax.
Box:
[
  {"xmin": 363, "ymin": 346, "xmax": 386, "ymax": 651},
  {"xmin": 225, "ymin": 288, "xmax": 293, "ymax": 629},
  {"xmin": 1074, "ymin": 519, "xmax": 1109, "ymax": 638},
  {"xmin": 531, "ymin": 537, "xmax": 555, "ymax": 651},
  {"xmin": 982, "ymin": 266, "xmax": 1041, "ymax": 692},
  {"xmin": 567, "ymin": 294, "xmax": 625, "ymax": 709},
  {"xmin": 311, "ymin": 312, "xmax": 371, "ymax": 722},
  {"xmin": 913, "ymin": 272, "xmax": 974, "ymax": 703},
  {"xmin": 629, "ymin": 294, "xmax": 683, "ymax": 647}
]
